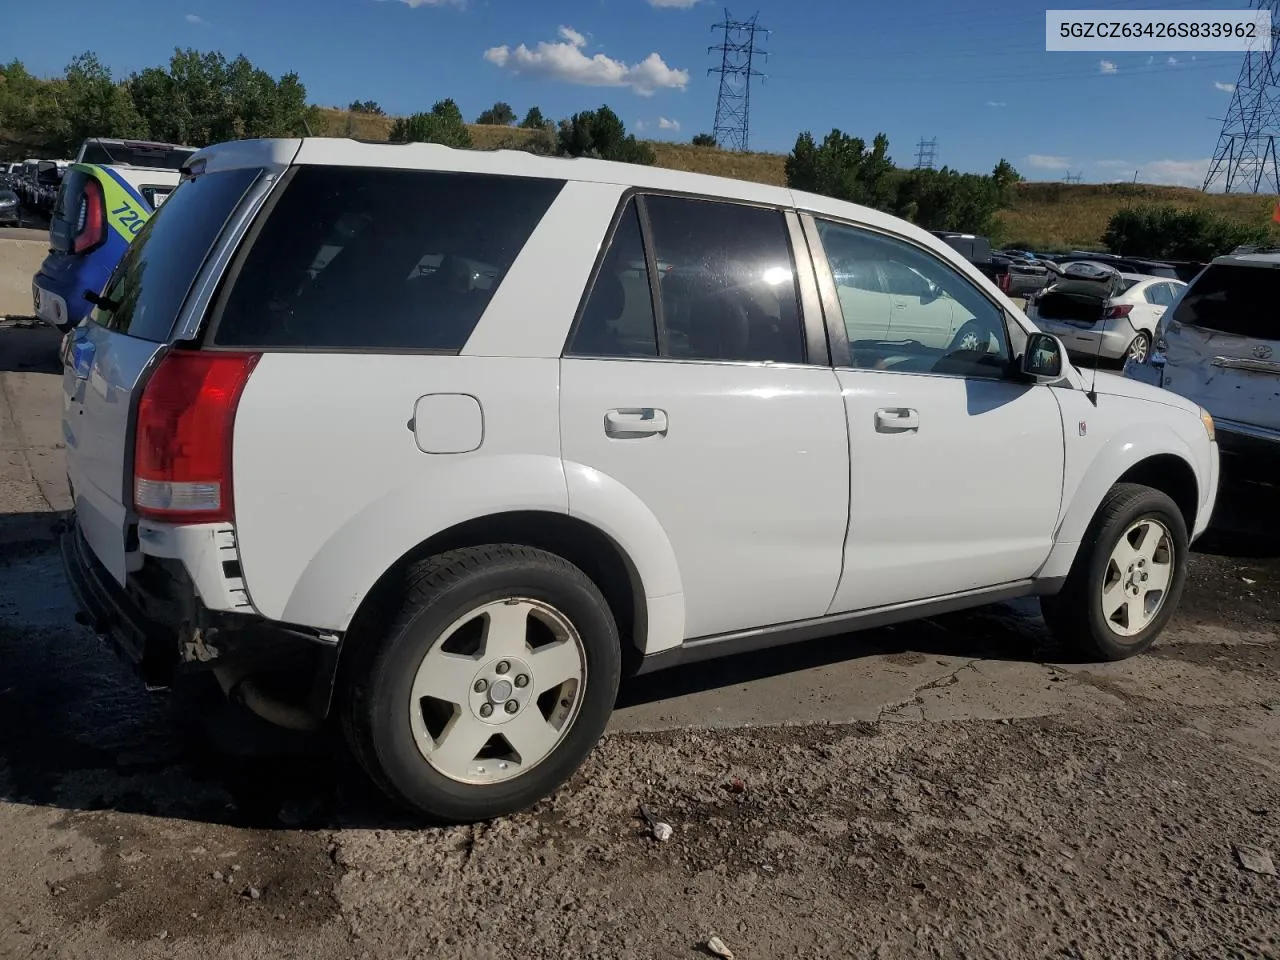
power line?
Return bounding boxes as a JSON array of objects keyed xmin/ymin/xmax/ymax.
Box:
[
  {"xmin": 708, "ymin": 9, "xmax": 769, "ymax": 152},
  {"xmin": 1065, "ymin": 171, "xmax": 1083, "ymax": 184},
  {"xmin": 1203, "ymin": 0, "xmax": 1280, "ymax": 192},
  {"xmin": 915, "ymin": 137, "xmax": 938, "ymax": 170}
]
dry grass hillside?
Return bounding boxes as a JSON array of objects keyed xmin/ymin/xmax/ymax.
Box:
[{"xmin": 315, "ymin": 106, "xmax": 1278, "ymax": 251}]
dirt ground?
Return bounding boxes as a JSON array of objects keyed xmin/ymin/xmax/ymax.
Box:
[{"xmin": 1, "ymin": 319, "xmax": 1279, "ymax": 960}]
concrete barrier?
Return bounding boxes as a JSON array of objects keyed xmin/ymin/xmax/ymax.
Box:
[{"xmin": 0, "ymin": 239, "xmax": 46, "ymax": 319}]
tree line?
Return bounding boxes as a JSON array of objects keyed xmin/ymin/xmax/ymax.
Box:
[{"xmin": 24, "ymin": 48, "xmax": 1262, "ymax": 253}]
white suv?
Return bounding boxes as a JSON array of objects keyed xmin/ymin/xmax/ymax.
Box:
[
  {"xmin": 60, "ymin": 138, "xmax": 1219, "ymax": 822},
  {"xmin": 1125, "ymin": 252, "xmax": 1278, "ymax": 517}
]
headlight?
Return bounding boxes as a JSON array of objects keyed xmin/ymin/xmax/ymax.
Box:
[{"xmin": 1200, "ymin": 407, "xmax": 1216, "ymax": 442}]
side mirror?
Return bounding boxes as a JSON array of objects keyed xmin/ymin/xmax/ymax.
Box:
[{"xmin": 1021, "ymin": 332, "xmax": 1065, "ymax": 380}]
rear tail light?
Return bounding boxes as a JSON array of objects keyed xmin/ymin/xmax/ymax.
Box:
[
  {"xmin": 1103, "ymin": 304, "xmax": 1133, "ymax": 320},
  {"xmin": 997, "ymin": 272, "xmax": 1011, "ymax": 293},
  {"xmin": 72, "ymin": 178, "xmax": 105, "ymax": 254},
  {"xmin": 133, "ymin": 350, "xmax": 260, "ymax": 525}
]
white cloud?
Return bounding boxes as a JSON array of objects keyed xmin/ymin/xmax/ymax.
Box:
[
  {"xmin": 1026, "ymin": 153, "xmax": 1070, "ymax": 170},
  {"xmin": 559, "ymin": 25, "xmax": 587, "ymax": 47},
  {"xmin": 985, "ymin": 100, "xmax": 1006, "ymax": 108},
  {"xmin": 658, "ymin": 116, "xmax": 680, "ymax": 130},
  {"xmin": 648, "ymin": 0, "xmax": 702, "ymax": 6},
  {"xmin": 1099, "ymin": 59, "xmax": 1117, "ymax": 74},
  {"xmin": 1138, "ymin": 159, "xmax": 1211, "ymax": 188},
  {"xmin": 184, "ymin": 13, "xmax": 206, "ymax": 24},
  {"xmin": 484, "ymin": 25, "xmax": 689, "ymax": 96},
  {"xmin": 1215, "ymin": 80, "xmax": 1236, "ymax": 92}
]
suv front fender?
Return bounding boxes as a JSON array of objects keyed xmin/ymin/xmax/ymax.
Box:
[{"xmin": 1037, "ymin": 417, "xmax": 1209, "ymax": 581}]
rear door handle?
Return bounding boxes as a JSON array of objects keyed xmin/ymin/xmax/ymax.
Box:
[
  {"xmin": 875, "ymin": 407, "xmax": 919, "ymax": 432},
  {"xmin": 604, "ymin": 407, "xmax": 668, "ymax": 439}
]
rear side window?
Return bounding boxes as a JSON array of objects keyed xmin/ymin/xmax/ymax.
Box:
[
  {"xmin": 92, "ymin": 167, "xmax": 261, "ymax": 343},
  {"xmin": 1171, "ymin": 264, "xmax": 1278, "ymax": 339},
  {"xmin": 78, "ymin": 142, "xmax": 194, "ymax": 170},
  {"xmin": 211, "ymin": 166, "xmax": 565, "ymax": 351}
]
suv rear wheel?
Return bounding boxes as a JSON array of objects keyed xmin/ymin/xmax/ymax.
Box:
[
  {"xmin": 1040, "ymin": 483, "xmax": 1189, "ymax": 661},
  {"xmin": 341, "ymin": 545, "xmax": 621, "ymax": 823}
]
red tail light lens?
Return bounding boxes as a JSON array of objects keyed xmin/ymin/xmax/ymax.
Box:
[
  {"xmin": 133, "ymin": 350, "xmax": 260, "ymax": 525},
  {"xmin": 997, "ymin": 272, "xmax": 1011, "ymax": 293},
  {"xmin": 1103, "ymin": 304, "xmax": 1134, "ymax": 319},
  {"xmin": 72, "ymin": 178, "xmax": 105, "ymax": 254}
]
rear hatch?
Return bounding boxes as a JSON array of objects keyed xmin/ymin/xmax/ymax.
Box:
[
  {"xmin": 62, "ymin": 165, "xmax": 266, "ymax": 583},
  {"xmin": 1157, "ymin": 260, "xmax": 1280, "ymax": 432},
  {"xmin": 1028, "ymin": 262, "xmax": 1132, "ymax": 327}
]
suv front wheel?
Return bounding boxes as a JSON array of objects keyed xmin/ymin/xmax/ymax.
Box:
[
  {"xmin": 1040, "ymin": 483, "xmax": 1189, "ymax": 661},
  {"xmin": 341, "ymin": 545, "xmax": 622, "ymax": 823}
]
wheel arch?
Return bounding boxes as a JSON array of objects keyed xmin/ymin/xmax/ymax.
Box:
[
  {"xmin": 1038, "ymin": 427, "xmax": 1202, "ymax": 582},
  {"xmin": 340, "ymin": 510, "xmax": 655, "ymax": 677}
]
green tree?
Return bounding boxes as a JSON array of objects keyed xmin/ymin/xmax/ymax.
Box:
[
  {"xmin": 785, "ymin": 129, "xmax": 895, "ymax": 209},
  {"xmin": 1104, "ymin": 205, "xmax": 1271, "ymax": 260},
  {"xmin": 56, "ymin": 52, "xmax": 148, "ymax": 153},
  {"xmin": 476, "ymin": 101, "xmax": 516, "ymax": 125},
  {"xmin": 519, "ymin": 106, "xmax": 550, "ymax": 130},
  {"xmin": 691, "ymin": 132, "xmax": 717, "ymax": 147},
  {"xmin": 348, "ymin": 99, "xmax": 384, "ymax": 115},
  {"xmin": 556, "ymin": 105, "xmax": 655, "ymax": 165},
  {"xmin": 389, "ymin": 98, "xmax": 473, "ymax": 148}
]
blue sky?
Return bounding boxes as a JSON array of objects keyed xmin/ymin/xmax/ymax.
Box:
[{"xmin": 5, "ymin": 0, "xmax": 1260, "ymax": 186}]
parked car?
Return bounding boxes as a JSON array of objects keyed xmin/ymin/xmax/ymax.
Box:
[
  {"xmin": 1027, "ymin": 261, "xmax": 1185, "ymax": 364},
  {"xmin": 61, "ymin": 138, "xmax": 1219, "ymax": 823},
  {"xmin": 32, "ymin": 138, "xmax": 195, "ymax": 331},
  {"xmin": 930, "ymin": 231, "xmax": 1048, "ymax": 298},
  {"xmin": 1125, "ymin": 251, "xmax": 1278, "ymax": 518},
  {"xmin": 1055, "ymin": 252, "xmax": 1182, "ymax": 281},
  {"xmin": 0, "ymin": 187, "xmax": 21, "ymax": 226}
]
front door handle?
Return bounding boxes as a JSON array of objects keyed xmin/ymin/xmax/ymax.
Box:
[
  {"xmin": 875, "ymin": 407, "xmax": 919, "ymax": 432},
  {"xmin": 604, "ymin": 407, "xmax": 668, "ymax": 439}
]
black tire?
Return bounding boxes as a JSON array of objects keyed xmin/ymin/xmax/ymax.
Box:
[
  {"xmin": 1040, "ymin": 483, "xmax": 1189, "ymax": 661},
  {"xmin": 340, "ymin": 544, "xmax": 621, "ymax": 823}
]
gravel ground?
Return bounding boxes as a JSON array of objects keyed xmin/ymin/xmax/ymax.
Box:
[{"xmin": 1, "ymin": 321, "xmax": 1279, "ymax": 960}]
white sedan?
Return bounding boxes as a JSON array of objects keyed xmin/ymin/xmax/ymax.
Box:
[{"xmin": 1027, "ymin": 270, "xmax": 1186, "ymax": 364}]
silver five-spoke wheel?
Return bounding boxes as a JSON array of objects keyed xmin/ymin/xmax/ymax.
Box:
[
  {"xmin": 408, "ymin": 598, "xmax": 587, "ymax": 784},
  {"xmin": 1100, "ymin": 517, "xmax": 1174, "ymax": 637}
]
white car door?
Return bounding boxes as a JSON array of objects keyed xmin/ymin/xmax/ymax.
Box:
[
  {"xmin": 560, "ymin": 196, "xmax": 850, "ymax": 640},
  {"xmin": 802, "ymin": 215, "xmax": 1066, "ymax": 612},
  {"xmin": 1138, "ymin": 281, "xmax": 1172, "ymax": 335},
  {"xmin": 881, "ymin": 259, "xmax": 956, "ymax": 349}
]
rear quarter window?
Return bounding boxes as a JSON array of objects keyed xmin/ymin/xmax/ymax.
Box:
[
  {"xmin": 208, "ymin": 166, "xmax": 565, "ymax": 351},
  {"xmin": 1171, "ymin": 263, "xmax": 1279, "ymax": 340},
  {"xmin": 91, "ymin": 167, "xmax": 261, "ymax": 343}
]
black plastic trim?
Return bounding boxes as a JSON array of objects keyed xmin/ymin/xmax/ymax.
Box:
[{"xmin": 634, "ymin": 579, "xmax": 1053, "ymax": 675}]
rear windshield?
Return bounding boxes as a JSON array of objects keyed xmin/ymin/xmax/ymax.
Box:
[
  {"xmin": 209, "ymin": 166, "xmax": 565, "ymax": 351},
  {"xmin": 79, "ymin": 142, "xmax": 194, "ymax": 170},
  {"xmin": 1170, "ymin": 263, "xmax": 1279, "ymax": 339},
  {"xmin": 91, "ymin": 168, "xmax": 261, "ymax": 343}
]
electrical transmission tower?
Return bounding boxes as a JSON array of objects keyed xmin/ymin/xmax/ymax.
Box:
[
  {"xmin": 1203, "ymin": 0, "xmax": 1280, "ymax": 192},
  {"xmin": 708, "ymin": 10, "xmax": 769, "ymax": 152},
  {"xmin": 1065, "ymin": 171, "xmax": 1083, "ymax": 184},
  {"xmin": 914, "ymin": 137, "xmax": 938, "ymax": 170}
]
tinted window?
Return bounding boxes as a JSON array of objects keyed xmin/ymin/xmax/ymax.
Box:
[
  {"xmin": 645, "ymin": 195, "xmax": 804, "ymax": 364},
  {"xmin": 815, "ymin": 219, "xmax": 1011, "ymax": 378},
  {"xmin": 212, "ymin": 166, "xmax": 563, "ymax": 351},
  {"xmin": 1143, "ymin": 283, "xmax": 1169, "ymax": 306},
  {"xmin": 92, "ymin": 168, "xmax": 260, "ymax": 343},
  {"xmin": 569, "ymin": 200, "xmax": 658, "ymax": 357},
  {"xmin": 1171, "ymin": 263, "xmax": 1279, "ymax": 339},
  {"xmin": 79, "ymin": 142, "xmax": 194, "ymax": 170}
]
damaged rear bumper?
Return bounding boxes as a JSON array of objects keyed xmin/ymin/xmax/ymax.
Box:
[{"xmin": 61, "ymin": 517, "xmax": 344, "ymax": 720}]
